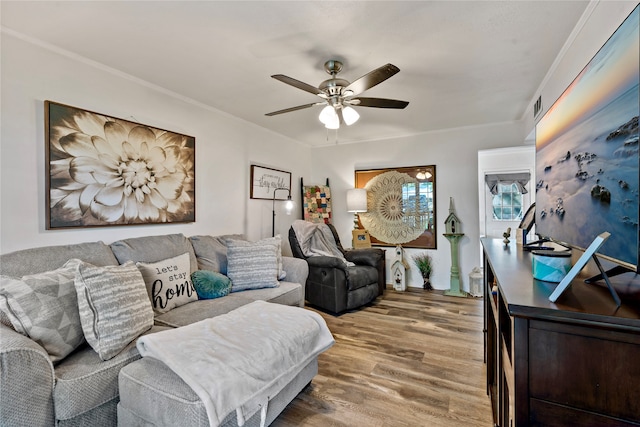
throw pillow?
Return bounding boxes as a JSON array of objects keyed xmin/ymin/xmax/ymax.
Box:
[
  {"xmin": 189, "ymin": 234, "xmax": 246, "ymax": 274},
  {"xmin": 136, "ymin": 252, "xmax": 198, "ymax": 314},
  {"xmin": 191, "ymin": 270, "xmax": 232, "ymax": 299},
  {"xmin": 0, "ymin": 260, "xmax": 85, "ymax": 362},
  {"xmin": 226, "ymin": 240, "xmax": 279, "ymax": 292},
  {"xmin": 226, "ymin": 235, "xmax": 286, "ymax": 280},
  {"xmin": 73, "ymin": 260, "xmax": 154, "ymax": 361}
]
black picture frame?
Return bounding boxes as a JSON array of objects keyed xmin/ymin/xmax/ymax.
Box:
[
  {"xmin": 45, "ymin": 101, "xmax": 195, "ymax": 229},
  {"xmin": 249, "ymin": 165, "xmax": 292, "ymax": 200},
  {"xmin": 519, "ymin": 203, "xmax": 536, "ymax": 233}
]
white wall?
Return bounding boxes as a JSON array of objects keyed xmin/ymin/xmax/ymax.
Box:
[
  {"xmin": 310, "ymin": 122, "xmax": 526, "ymax": 291},
  {"xmin": 522, "ymin": 1, "xmax": 639, "ymax": 133},
  {"xmin": 0, "ymin": 34, "xmax": 310, "ymax": 255}
]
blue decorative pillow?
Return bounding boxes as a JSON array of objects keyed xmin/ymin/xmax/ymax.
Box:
[{"xmin": 191, "ymin": 270, "xmax": 232, "ymax": 299}]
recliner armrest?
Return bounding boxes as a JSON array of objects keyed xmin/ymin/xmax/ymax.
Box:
[
  {"xmin": 345, "ymin": 248, "xmax": 384, "ymax": 268},
  {"xmin": 305, "ymin": 256, "xmax": 349, "ymax": 271}
]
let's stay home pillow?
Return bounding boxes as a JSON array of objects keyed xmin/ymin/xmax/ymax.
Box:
[{"xmin": 136, "ymin": 252, "xmax": 198, "ymax": 314}]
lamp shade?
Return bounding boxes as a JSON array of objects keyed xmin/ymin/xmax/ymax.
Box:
[{"xmin": 346, "ymin": 188, "xmax": 367, "ymax": 212}]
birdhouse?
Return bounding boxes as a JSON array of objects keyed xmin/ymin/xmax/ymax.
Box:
[
  {"xmin": 444, "ymin": 197, "xmax": 461, "ymax": 234},
  {"xmin": 391, "ymin": 245, "xmax": 410, "ymax": 291}
]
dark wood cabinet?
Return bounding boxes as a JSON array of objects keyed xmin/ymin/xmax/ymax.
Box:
[{"xmin": 482, "ymin": 238, "xmax": 640, "ymax": 427}]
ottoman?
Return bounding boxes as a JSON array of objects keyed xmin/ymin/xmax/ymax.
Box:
[{"xmin": 117, "ymin": 356, "xmax": 318, "ymax": 427}]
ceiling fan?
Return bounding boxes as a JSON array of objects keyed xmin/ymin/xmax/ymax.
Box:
[{"xmin": 265, "ymin": 60, "xmax": 409, "ymax": 129}]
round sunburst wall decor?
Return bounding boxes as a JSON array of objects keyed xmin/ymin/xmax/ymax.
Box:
[{"xmin": 359, "ymin": 170, "xmax": 426, "ymax": 244}]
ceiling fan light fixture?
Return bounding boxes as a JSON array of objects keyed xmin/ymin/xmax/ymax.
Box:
[
  {"xmin": 324, "ymin": 118, "xmax": 340, "ymax": 130},
  {"xmin": 343, "ymin": 106, "xmax": 360, "ymax": 126},
  {"xmin": 267, "ymin": 60, "xmax": 409, "ymax": 131},
  {"xmin": 416, "ymin": 170, "xmax": 433, "ymax": 181},
  {"xmin": 319, "ymin": 105, "xmax": 339, "ymax": 129}
]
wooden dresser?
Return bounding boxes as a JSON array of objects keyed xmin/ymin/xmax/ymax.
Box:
[{"xmin": 481, "ymin": 237, "xmax": 640, "ymax": 427}]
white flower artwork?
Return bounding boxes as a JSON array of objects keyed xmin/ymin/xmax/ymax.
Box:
[{"xmin": 46, "ymin": 101, "xmax": 195, "ymax": 228}]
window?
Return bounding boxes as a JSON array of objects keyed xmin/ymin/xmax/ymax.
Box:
[
  {"xmin": 492, "ymin": 183, "xmax": 523, "ymax": 221},
  {"xmin": 401, "ymin": 181, "xmax": 433, "ymax": 231}
]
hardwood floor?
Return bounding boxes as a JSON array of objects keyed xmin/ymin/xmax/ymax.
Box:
[{"xmin": 273, "ymin": 288, "xmax": 493, "ymax": 427}]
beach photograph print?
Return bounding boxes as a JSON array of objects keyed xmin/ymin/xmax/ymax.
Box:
[
  {"xmin": 535, "ymin": 5, "xmax": 639, "ymax": 267},
  {"xmin": 46, "ymin": 101, "xmax": 195, "ymax": 228}
]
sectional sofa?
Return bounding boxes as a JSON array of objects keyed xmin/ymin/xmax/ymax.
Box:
[{"xmin": 0, "ymin": 233, "xmax": 310, "ymax": 426}]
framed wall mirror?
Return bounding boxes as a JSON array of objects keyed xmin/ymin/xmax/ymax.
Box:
[{"xmin": 355, "ymin": 165, "xmax": 436, "ymax": 249}]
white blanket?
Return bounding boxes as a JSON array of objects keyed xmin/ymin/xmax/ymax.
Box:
[
  {"xmin": 291, "ymin": 220, "xmax": 354, "ymax": 266},
  {"xmin": 136, "ymin": 300, "xmax": 334, "ymax": 427}
]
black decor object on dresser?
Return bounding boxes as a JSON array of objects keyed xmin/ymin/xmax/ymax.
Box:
[{"xmin": 481, "ymin": 237, "xmax": 640, "ymax": 427}]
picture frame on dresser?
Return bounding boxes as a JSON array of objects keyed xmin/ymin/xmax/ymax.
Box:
[
  {"xmin": 548, "ymin": 231, "xmax": 621, "ymax": 306},
  {"xmin": 352, "ymin": 229, "xmax": 372, "ymax": 249},
  {"xmin": 45, "ymin": 101, "xmax": 196, "ymax": 229}
]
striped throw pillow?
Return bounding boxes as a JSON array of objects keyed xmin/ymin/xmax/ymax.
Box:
[
  {"xmin": 73, "ymin": 260, "xmax": 153, "ymax": 361},
  {"xmin": 226, "ymin": 240, "xmax": 279, "ymax": 292}
]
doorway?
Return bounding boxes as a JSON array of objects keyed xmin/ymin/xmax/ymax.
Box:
[{"xmin": 478, "ymin": 146, "xmax": 535, "ymax": 240}]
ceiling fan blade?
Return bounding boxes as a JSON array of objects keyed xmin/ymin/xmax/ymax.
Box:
[
  {"xmin": 344, "ymin": 64, "xmax": 400, "ymax": 96},
  {"xmin": 265, "ymin": 102, "xmax": 322, "ymax": 116},
  {"xmin": 271, "ymin": 74, "xmax": 324, "ymax": 96},
  {"xmin": 351, "ymin": 97, "xmax": 409, "ymax": 109}
]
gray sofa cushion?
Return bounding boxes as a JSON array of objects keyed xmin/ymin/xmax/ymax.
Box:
[
  {"xmin": 0, "ymin": 241, "xmax": 118, "ymax": 277},
  {"xmin": 153, "ymin": 294, "xmax": 254, "ymax": 328},
  {"xmin": 53, "ymin": 325, "xmax": 169, "ymax": 421},
  {"xmin": 237, "ymin": 282, "xmax": 304, "ymax": 307},
  {"xmin": 189, "ymin": 234, "xmax": 245, "ymax": 274},
  {"xmin": 153, "ymin": 283, "xmax": 304, "ymax": 328},
  {"xmin": 110, "ymin": 234, "xmax": 198, "ymax": 273}
]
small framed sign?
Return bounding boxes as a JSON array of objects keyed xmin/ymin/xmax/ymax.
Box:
[
  {"xmin": 250, "ymin": 165, "xmax": 292, "ymax": 200},
  {"xmin": 352, "ymin": 229, "xmax": 372, "ymax": 249}
]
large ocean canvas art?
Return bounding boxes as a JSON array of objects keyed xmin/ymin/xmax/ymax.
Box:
[{"xmin": 535, "ymin": 5, "xmax": 639, "ymax": 269}]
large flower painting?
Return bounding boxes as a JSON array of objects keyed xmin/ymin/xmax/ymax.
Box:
[{"xmin": 46, "ymin": 101, "xmax": 195, "ymax": 228}]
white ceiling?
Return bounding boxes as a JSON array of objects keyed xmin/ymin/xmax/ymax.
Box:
[{"xmin": 1, "ymin": 1, "xmax": 590, "ymax": 147}]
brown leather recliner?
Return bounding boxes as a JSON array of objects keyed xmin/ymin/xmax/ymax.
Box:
[{"xmin": 289, "ymin": 224, "xmax": 385, "ymax": 315}]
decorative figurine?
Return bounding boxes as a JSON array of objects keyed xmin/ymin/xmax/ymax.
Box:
[{"xmin": 503, "ymin": 227, "xmax": 512, "ymax": 245}]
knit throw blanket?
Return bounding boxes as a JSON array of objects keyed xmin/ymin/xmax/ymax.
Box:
[
  {"xmin": 136, "ymin": 300, "xmax": 334, "ymax": 427},
  {"xmin": 291, "ymin": 220, "xmax": 354, "ymax": 266}
]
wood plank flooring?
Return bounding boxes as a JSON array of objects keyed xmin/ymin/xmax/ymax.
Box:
[{"xmin": 272, "ymin": 288, "xmax": 493, "ymax": 427}]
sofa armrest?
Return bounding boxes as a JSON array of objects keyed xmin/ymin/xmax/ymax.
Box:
[
  {"xmin": 345, "ymin": 248, "xmax": 384, "ymax": 268},
  {"xmin": 281, "ymin": 256, "xmax": 309, "ymax": 287},
  {"xmin": 0, "ymin": 324, "xmax": 56, "ymax": 426}
]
